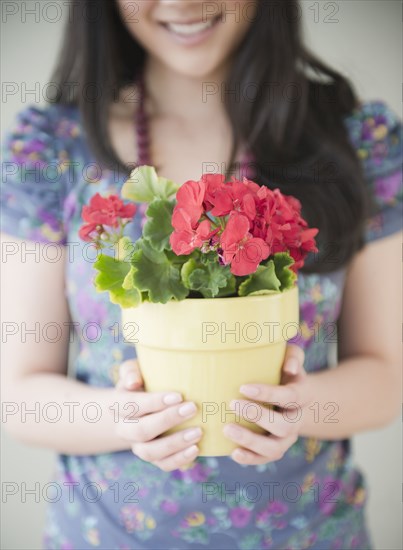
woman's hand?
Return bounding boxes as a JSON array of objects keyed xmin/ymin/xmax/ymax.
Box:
[
  {"xmin": 223, "ymin": 344, "xmax": 313, "ymax": 465},
  {"xmin": 113, "ymin": 359, "xmax": 202, "ymax": 471}
]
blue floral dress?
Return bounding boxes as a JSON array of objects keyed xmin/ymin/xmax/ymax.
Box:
[{"xmin": 1, "ymin": 100, "xmax": 402, "ymax": 550}]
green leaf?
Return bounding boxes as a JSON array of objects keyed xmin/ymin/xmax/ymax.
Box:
[
  {"xmin": 122, "ymin": 265, "xmax": 137, "ymax": 290},
  {"xmin": 94, "ymin": 254, "xmax": 141, "ymax": 308},
  {"xmin": 121, "ymin": 165, "xmax": 179, "ymax": 203},
  {"xmin": 238, "ymin": 261, "xmax": 281, "ymax": 296},
  {"xmin": 137, "ymin": 238, "xmax": 166, "ymax": 264},
  {"xmin": 214, "ymin": 274, "xmax": 237, "ymax": 297},
  {"xmin": 165, "ymin": 248, "xmax": 194, "ymax": 265},
  {"xmin": 116, "ymin": 236, "xmax": 137, "ymax": 262},
  {"xmin": 272, "ymin": 251, "xmax": 297, "ymax": 290},
  {"xmin": 143, "ymin": 199, "xmax": 175, "ymax": 251},
  {"xmin": 181, "ymin": 257, "xmax": 234, "ymax": 298},
  {"xmin": 181, "ymin": 258, "xmax": 198, "ymax": 288},
  {"xmin": 131, "ymin": 248, "xmax": 189, "ymax": 303}
]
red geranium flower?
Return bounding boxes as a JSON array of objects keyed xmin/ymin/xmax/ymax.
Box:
[
  {"xmin": 243, "ymin": 177, "xmax": 261, "ymax": 195},
  {"xmin": 202, "ymin": 174, "xmax": 226, "ymax": 210},
  {"xmin": 287, "ymin": 227, "xmax": 319, "ymax": 271},
  {"xmin": 170, "ymin": 208, "xmax": 215, "ymax": 255},
  {"xmin": 252, "ymin": 187, "xmax": 318, "ymax": 270},
  {"xmin": 220, "ymin": 212, "xmax": 271, "ymax": 276},
  {"xmin": 210, "ymin": 180, "xmax": 256, "ymax": 221},
  {"xmin": 78, "ymin": 222, "xmax": 102, "ymax": 242},
  {"xmin": 175, "ymin": 179, "xmax": 206, "ymax": 228},
  {"xmin": 79, "ymin": 193, "xmax": 137, "ymax": 242},
  {"xmin": 172, "ymin": 175, "xmax": 318, "ymax": 274},
  {"xmin": 82, "ymin": 193, "xmax": 136, "ymax": 227}
]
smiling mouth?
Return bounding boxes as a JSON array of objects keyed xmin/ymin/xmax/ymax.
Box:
[{"xmin": 160, "ymin": 15, "xmax": 221, "ymax": 37}]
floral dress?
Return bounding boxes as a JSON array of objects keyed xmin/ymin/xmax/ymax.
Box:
[{"xmin": 1, "ymin": 100, "xmax": 402, "ymax": 550}]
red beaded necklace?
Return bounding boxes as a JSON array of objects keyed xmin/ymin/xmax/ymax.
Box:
[
  {"xmin": 135, "ymin": 72, "xmax": 152, "ymax": 167},
  {"xmin": 134, "ymin": 71, "xmax": 255, "ymax": 180}
]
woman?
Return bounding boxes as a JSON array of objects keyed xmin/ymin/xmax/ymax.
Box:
[{"xmin": 1, "ymin": 0, "xmax": 401, "ymax": 548}]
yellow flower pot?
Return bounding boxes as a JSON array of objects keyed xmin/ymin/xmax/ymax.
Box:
[{"xmin": 121, "ymin": 285, "xmax": 299, "ymax": 456}]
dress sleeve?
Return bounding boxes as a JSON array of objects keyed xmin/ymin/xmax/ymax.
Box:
[
  {"xmin": 1, "ymin": 105, "xmax": 69, "ymax": 244},
  {"xmin": 344, "ymin": 100, "xmax": 402, "ymax": 243}
]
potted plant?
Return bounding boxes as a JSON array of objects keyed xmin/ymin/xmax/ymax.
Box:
[{"xmin": 79, "ymin": 167, "xmax": 318, "ymax": 456}]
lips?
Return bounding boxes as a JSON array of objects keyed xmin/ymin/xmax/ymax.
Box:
[{"xmin": 160, "ymin": 15, "xmax": 221, "ymax": 38}]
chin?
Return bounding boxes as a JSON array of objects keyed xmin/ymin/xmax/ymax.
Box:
[{"xmin": 164, "ymin": 56, "xmax": 228, "ymax": 81}]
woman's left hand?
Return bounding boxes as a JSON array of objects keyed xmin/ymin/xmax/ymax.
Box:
[{"xmin": 223, "ymin": 344, "xmax": 313, "ymax": 465}]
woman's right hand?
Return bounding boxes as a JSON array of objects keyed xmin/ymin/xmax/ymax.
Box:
[{"xmin": 113, "ymin": 360, "xmax": 202, "ymax": 471}]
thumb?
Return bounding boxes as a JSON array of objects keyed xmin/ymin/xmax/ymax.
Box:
[
  {"xmin": 116, "ymin": 359, "xmax": 144, "ymax": 390},
  {"xmin": 281, "ymin": 344, "xmax": 305, "ymax": 382}
]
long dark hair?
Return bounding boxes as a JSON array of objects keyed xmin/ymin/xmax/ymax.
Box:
[{"xmin": 49, "ymin": 0, "xmax": 372, "ymax": 273}]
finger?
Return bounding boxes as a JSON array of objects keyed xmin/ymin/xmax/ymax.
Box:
[
  {"xmin": 237, "ymin": 381, "xmax": 301, "ymax": 408},
  {"xmin": 230, "ymin": 400, "xmax": 299, "ymax": 437},
  {"xmin": 116, "ymin": 359, "xmax": 144, "ymax": 390},
  {"xmin": 230, "ymin": 447, "xmax": 269, "ymax": 465},
  {"xmin": 152, "ymin": 444, "xmax": 200, "ymax": 472},
  {"xmin": 223, "ymin": 423, "xmax": 297, "ymax": 462},
  {"xmin": 116, "ymin": 401, "xmax": 198, "ymax": 442},
  {"xmin": 282, "ymin": 344, "xmax": 305, "ymax": 378},
  {"xmin": 132, "ymin": 426, "xmax": 202, "ymax": 463},
  {"xmin": 114, "ymin": 389, "xmax": 186, "ymax": 419}
]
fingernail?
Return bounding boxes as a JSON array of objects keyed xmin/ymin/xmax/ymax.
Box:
[
  {"xmin": 178, "ymin": 402, "xmax": 197, "ymax": 417},
  {"xmin": 183, "ymin": 427, "xmax": 202, "ymax": 442},
  {"xmin": 285, "ymin": 357, "xmax": 298, "ymax": 375},
  {"xmin": 240, "ymin": 384, "xmax": 260, "ymax": 397},
  {"xmin": 183, "ymin": 445, "xmax": 198, "ymax": 458},
  {"xmin": 125, "ymin": 373, "xmax": 139, "ymax": 387},
  {"xmin": 163, "ymin": 392, "xmax": 182, "ymax": 405},
  {"xmin": 232, "ymin": 448, "xmax": 246, "ymax": 461}
]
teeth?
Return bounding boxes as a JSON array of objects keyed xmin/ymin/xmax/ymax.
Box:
[{"xmin": 167, "ymin": 18, "xmax": 214, "ymax": 36}]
